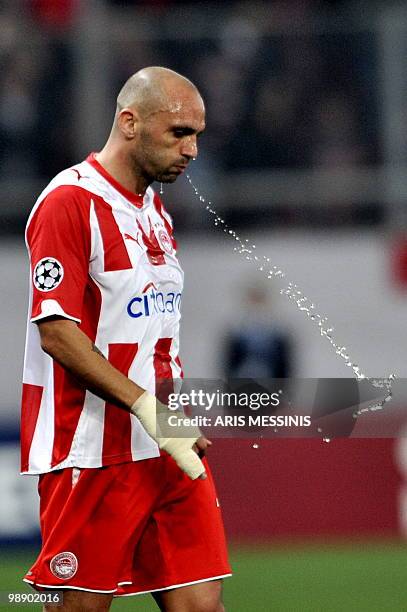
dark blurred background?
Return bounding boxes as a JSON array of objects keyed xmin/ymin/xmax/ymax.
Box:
[
  {"xmin": 3, "ymin": 1, "xmax": 407, "ymax": 610},
  {"xmin": 0, "ymin": 0, "xmax": 401, "ymax": 232}
]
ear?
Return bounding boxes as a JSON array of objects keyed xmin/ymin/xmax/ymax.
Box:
[{"xmin": 117, "ymin": 108, "xmax": 139, "ymax": 139}]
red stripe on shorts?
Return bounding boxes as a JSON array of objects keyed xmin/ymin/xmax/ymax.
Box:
[
  {"xmin": 102, "ymin": 343, "xmax": 139, "ymax": 462},
  {"xmin": 93, "ymin": 197, "xmax": 132, "ymax": 271},
  {"xmin": 154, "ymin": 338, "xmax": 173, "ymax": 404},
  {"xmin": 21, "ymin": 383, "xmax": 43, "ymax": 472}
]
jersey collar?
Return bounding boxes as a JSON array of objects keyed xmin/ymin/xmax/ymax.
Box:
[{"xmin": 86, "ymin": 153, "xmax": 145, "ymax": 209}]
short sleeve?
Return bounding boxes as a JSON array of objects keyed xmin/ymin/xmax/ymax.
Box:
[{"xmin": 26, "ymin": 185, "xmax": 91, "ymax": 323}]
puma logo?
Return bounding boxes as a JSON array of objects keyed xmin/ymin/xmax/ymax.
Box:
[{"xmin": 71, "ymin": 168, "xmax": 83, "ymax": 181}]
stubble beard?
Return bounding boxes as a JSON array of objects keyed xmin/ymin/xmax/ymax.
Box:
[
  {"xmin": 132, "ymin": 138, "xmax": 177, "ymax": 185},
  {"xmin": 158, "ymin": 172, "xmax": 178, "ymax": 184}
]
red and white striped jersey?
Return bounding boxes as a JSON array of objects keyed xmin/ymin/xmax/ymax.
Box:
[{"xmin": 21, "ymin": 153, "xmax": 184, "ymax": 474}]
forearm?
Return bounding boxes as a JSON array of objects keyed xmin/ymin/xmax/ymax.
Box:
[
  {"xmin": 39, "ymin": 317, "xmax": 206, "ymax": 480},
  {"xmin": 38, "ymin": 318, "xmax": 144, "ymax": 410}
]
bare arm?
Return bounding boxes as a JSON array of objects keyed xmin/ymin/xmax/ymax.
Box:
[
  {"xmin": 38, "ymin": 317, "xmax": 210, "ymax": 478},
  {"xmin": 38, "ymin": 317, "xmax": 144, "ymax": 410}
]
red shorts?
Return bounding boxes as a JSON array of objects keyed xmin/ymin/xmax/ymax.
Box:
[{"xmin": 24, "ymin": 455, "xmax": 231, "ymax": 596}]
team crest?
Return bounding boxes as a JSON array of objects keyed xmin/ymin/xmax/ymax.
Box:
[
  {"xmin": 50, "ymin": 552, "xmax": 78, "ymax": 580},
  {"xmin": 158, "ymin": 229, "xmax": 173, "ymax": 254},
  {"xmin": 33, "ymin": 257, "xmax": 64, "ymax": 292}
]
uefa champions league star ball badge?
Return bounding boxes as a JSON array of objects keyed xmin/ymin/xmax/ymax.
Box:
[{"xmin": 33, "ymin": 257, "xmax": 64, "ymax": 292}]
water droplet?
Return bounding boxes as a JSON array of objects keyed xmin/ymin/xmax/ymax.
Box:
[
  {"xmin": 160, "ymin": 182, "xmax": 164, "ymax": 195},
  {"xmin": 185, "ymin": 171, "xmax": 396, "ymax": 418},
  {"xmin": 252, "ymin": 443, "xmax": 259, "ymax": 449},
  {"xmin": 323, "ymin": 438, "xmax": 331, "ymax": 443}
]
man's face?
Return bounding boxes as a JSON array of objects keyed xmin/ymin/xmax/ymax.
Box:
[{"xmin": 132, "ymin": 88, "xmax": 206, "ymax": 184}]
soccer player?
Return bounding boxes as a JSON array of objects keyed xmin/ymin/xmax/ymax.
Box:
[{"xmin": 21, "ymin": 67, "xmax": 230, "ymax": 611}]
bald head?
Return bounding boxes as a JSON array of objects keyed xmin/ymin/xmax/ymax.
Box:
[
  {"xmin": 98, "ymin": 66, "xmax": 205, "ymax": 193},
  {"xmin": 116, "ymin": 66, "xmax": 202, "ymax": 119}
]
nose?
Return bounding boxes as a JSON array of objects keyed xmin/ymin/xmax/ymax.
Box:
[{"xmin": 181, "ymin": 136, "xmax": 198, "ymax": 160}]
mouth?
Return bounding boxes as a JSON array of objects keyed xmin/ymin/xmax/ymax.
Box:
[{"xmin": 173, "ymin": 164, "xmax": 188, "ymax": 174}]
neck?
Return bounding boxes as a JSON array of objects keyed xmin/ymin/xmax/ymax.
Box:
[{"xmin": 95, "ymin": 143, "xmax": 150, "ymax": 196}]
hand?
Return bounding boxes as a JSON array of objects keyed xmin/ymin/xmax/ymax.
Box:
[
  {"xmin": 131, "ymin": 392, "xmax": 207, "ymax": 480},
  {"xmin": 193, "ymin": 436, "xmax": 212, "ymax": 458},
  {"xmin": 193, "ymin": 436, "xmax": 212, "ymax": 480}
]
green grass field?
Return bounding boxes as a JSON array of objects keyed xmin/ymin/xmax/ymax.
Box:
[{"xmin": 1, "ymin": 543, "xmax": 407, "ymax": 611}]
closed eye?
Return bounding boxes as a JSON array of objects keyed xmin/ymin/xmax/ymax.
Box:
[
  {"xmin": 173, "ymin": 127, "xmax": 194, "ymax": 138},
  {"xmin": 172, "ymin": 127, "xmax": 205, "ymax": 138}
]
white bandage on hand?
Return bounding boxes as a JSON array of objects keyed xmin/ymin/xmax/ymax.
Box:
[{"xmin": 130, "ymin": 391, "xmax": 205, "ymax": 480}]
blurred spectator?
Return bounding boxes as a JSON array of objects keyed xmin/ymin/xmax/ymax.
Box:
[
  {"xmin": 0, "ymin": 2, "xmax": 74, "ymax": 180},
  {"xmin": 222, "ymin": 283, "xmax": 293, "ymax": 379},
  {"xmin": 225, "ymin": 75, "xmax": 307, "ymax": 169},
  {"xmin": 0, "ymin": 1, "xmax": 379, "ymax": 178},
  {"xmin": 0, "ymin": 5, "xmax": 41, "ymax": 178},
  {"xmin": 29, "ymin": 0, "xmax": 77, "ymax": 29},
  {"xmin": 312, "ymin": 92, "xmax": 367, "ymax": 168},
  {"xmin": 0, "ymin": 0, "xmax": 383, "ymax": 232},
  {"xmin": 0, "ymin": 50, "xmax": 39, "ymax": 178},
  {"xmin": 34, "ymin": 37, "xmax": 74, "ymax": 178}
]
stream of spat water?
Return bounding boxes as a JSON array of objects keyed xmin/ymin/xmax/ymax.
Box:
[{"xmin": 185, "ymin": 174, "xmax": 396, "ymax": 438}]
